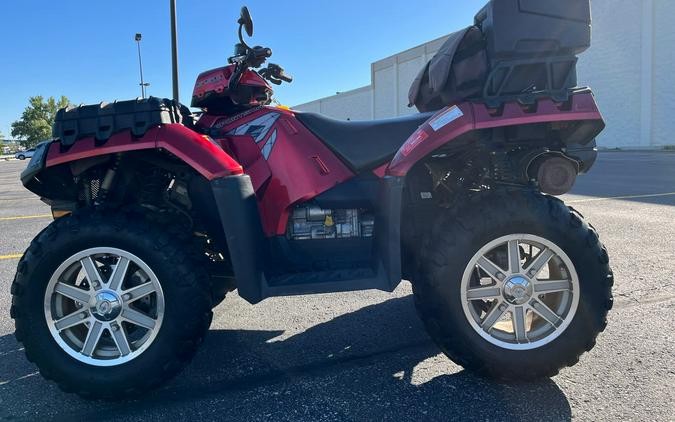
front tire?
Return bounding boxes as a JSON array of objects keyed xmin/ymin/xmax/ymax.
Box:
[
  {"xmin": 413, "ymin": 190, "xmax": 613, "ymax": 380},
  {"xmin": 11, "ymin": 210, "xmax": 212, "ymax": 399}
]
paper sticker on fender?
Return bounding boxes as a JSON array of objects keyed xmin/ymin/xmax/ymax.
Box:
[
  {"xmin": 428, "ymin": 106, "xmax": 463, "ymax": 132},
  {"xmin": 401, "ymin": 129, "xmax": 429, "ymax": 156}
]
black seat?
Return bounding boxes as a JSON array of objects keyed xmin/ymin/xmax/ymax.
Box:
[{"xmin": 295, "ymin": 112, "xmax": 435, "ymax": 172}]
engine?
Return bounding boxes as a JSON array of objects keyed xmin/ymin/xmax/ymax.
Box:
[{"xmin": 288, "ymin": 205, "xmax": 374, "ymax": 240}]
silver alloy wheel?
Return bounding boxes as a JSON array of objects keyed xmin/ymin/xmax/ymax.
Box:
[
  {"xmin": 44, "ymin": 247, "xmax": 165, "ymax": 366},
  {"xmin": 460, "ymin": 234, "xmax": 580, "ymax": 351}
]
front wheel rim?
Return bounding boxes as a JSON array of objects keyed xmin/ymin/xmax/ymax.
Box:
[
  {"xmin": 44, "ymin": 247, "xmax": 165, "ymax": 367},
  {"xmin": 460, "ymin": 234, "xmax": 580, "ymax": 351}
]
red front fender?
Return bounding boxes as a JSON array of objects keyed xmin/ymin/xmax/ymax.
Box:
[
  {"xmin": 46, "ymin": 123, "xmax": 243, "ymax": 179},
  {"xmin": 387, "ymin": 92, "xmax": 605, "ymax": 177}
]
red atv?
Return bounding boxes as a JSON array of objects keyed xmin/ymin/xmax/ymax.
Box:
[{"xmin": 12, "ymin": 1, "xmax": 612, "ymax": 399}]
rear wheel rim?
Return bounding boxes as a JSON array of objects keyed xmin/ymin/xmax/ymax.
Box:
[
  {"xmin": 460, "ymin": 234, "xmax": 580, "ymax": 351},
  {"xmin": 44, "ymin": 247, "xmax": 165, "ymax": 366}
]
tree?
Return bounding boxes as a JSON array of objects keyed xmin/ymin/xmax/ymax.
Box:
[{"xmin": 11, "ymin": 96, "xmax": 70, "ymax": 148}]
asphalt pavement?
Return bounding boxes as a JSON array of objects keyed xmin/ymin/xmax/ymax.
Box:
[{"xmin": 0, "ymin": 152, "xmax": 673, "ymax": 421}]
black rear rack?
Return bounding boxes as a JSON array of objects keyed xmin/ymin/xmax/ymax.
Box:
[{"xmin": 481, "ymin": 56, "xmax": 579, "ymax": 108}]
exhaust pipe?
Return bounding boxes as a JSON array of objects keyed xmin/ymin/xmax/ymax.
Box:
[{"xmin": 529, "ymin": 155, "xmax": 579, "ymax": 196}]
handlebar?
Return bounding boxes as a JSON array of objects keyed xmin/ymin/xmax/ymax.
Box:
[
  {"xmin": 227, "ymin": 45, "xmax": 273, "ymax": 92},
  {"xmin": 244, "ymin": 45, "xmax": 272, "ymax": 68},
  {"xmin": 226, "ymin": 11, "xmax": 292, "ymax": 103},
  {"xmin": 227, "ymin": 42, "xmax": 292, "ymax": 92}
]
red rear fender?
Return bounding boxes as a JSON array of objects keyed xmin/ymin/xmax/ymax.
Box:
[
  {"xmin": 387, "ymin": 92, "xmax": 605, "ymax": 177},
  {"xmin": 45, "ymin": 123, "xmax": 243, "ymax": 179}
]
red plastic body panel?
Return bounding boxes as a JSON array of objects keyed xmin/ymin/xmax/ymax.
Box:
[
  {"xmin": 219, "ymin": 135, "xmax": 272, "ymax": 192},
  {"xmin": 45, "ymin": 124, "xmax": 244, "ymax": 179},
  {"xmin": 372, "ymin": 163, "xmax": 388, "ymax": 178},
  {"xmin": 192, "ymin": 65, "xmax": 271, "ymax": 106},
  {"xmin": 202, "ymin": 107, "xmax": 355, "ymax": 235},
  {"xmin": 388, "ymin": 92, "xmax": 604, "ymax": 176}
]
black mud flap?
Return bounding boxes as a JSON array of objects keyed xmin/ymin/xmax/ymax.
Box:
[
  {"xmin": 211, "ymin": 175, "xmax": 269, "ymax": 304},
  {"xmin": 375, "ymin": 176, "xmax": 404, "ymax": 291}
]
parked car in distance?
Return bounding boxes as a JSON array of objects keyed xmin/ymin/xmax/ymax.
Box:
[{"xmin": 15, "ymin": 149, "xmax": 35, "ymax": 160}]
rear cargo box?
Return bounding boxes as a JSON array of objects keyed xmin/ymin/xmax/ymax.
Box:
[
  {"xmin": 409, "ymin": 0, "xmax": 593, "ymax": 111},
  {"xmin": 475, "ymin": 0, "xmax": 591, "ymax": 61},
  {"xmin": 53, "ymin": 97, "xmax": 193, "ymax": 147}
]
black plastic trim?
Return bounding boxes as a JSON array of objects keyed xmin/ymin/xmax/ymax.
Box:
[
  {"xmin": 211, "ymin": 175, "xmax": 268, "ymax": 304},
  {"xmin": 264, "ymin": 176, "xmax": 404, "ymax": 295},
  {"xmin": 313, "ymin": 173, "xmax": 379, "ymax": 209},
  {"xmin": 20, "ymin": 140, "xmax": 51, "ymax": 187},
  {"xmin": 566, "ymin": 138, "xmax": 598, "ymax": 175}
]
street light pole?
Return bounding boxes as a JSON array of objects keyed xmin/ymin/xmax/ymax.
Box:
[
  {"xmin": 170, "ymin": 0, "xmax": 180, "ymax": 103},
  {"xmin": 134, "ymin": 33, "xmax": 149, "ymax": 99}
]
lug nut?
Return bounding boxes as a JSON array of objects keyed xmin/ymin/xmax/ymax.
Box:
[
  {"xmin": 496, "ymin": 273, "xmax": 505, "ymax": 281},
  {"xmin": 122, "ymin": 294, "xmax": 131, "ymax": 301}
]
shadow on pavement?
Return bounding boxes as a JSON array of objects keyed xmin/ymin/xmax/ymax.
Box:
[{"xmin": 0, "ymin": 296, "xmax": 571, "ymax": 421}]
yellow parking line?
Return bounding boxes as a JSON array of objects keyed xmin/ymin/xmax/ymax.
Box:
[
  {"xmin": 0, "ymin": 254, "xmax": 23, "ymax": 260},
  {"xmin": 0, "ymin": 214, "xmax": 51, "ymax": 221},
  {"xmin": 567, "ymin": 192, "xmax": 675, "ymax": 204}
]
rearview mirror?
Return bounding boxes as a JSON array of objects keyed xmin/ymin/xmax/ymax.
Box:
[{"xmin": 239, "ymin": 6, "xmax": 254, "ymax": 37}]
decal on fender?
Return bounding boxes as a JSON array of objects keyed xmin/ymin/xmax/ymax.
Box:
[
  {"xmin": 224, "ymin": 112, "xmax": 280, "ymax": 143},
  {"xmin": 428, "ymin": 105, "xmax": 463, "ymax": 132},
  {"xmin": 261, "ymin": 130, "xmax": 278, "ymax": 160},
  {"xmin": 401, "ymin": 129, "xmax": 429, "ymax": 156}
]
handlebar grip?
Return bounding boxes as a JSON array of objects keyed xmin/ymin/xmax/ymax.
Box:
[
  {"xmin": 252, "ymin": 46, "xmax": 272, "ymax": 58},
  {"xmin": 277, "ymin": 71, "xmax": 293, "ymax": 83}
]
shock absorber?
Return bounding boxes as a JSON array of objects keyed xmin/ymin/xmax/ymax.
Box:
[
  {"xmin": 96, "ymin": 154, "xmax": 122, "ymax": 204},
  {"xmin": 138, "ymin": 168, "xmax": 171, "ymax": 208}
]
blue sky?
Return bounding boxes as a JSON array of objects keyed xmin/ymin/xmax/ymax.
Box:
[{"xmin": 0, "ymin": 1, "xmax": 478, "ymax": 138}]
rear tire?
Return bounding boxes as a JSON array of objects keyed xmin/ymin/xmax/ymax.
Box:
[
  {"xmin": 413, "ymin": 190, "xmax": 613, "ymax": 380},
  {"xmin": 17, "ymin": 155, "xmax": 25, "ymax": 160},
  {"xmin": 11, "ymin": 209, "xmax": 212, "ymax": 399}
]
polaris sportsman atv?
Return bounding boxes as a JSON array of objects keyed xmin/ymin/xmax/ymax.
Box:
[{"xmin": 12, "ymin": 1, "xmax": 613, "ymax": 399}]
